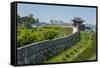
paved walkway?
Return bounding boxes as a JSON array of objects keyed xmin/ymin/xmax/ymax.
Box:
[{"xmin": 72, "ymin": 26, "xmax": 78, "ymax": 33}]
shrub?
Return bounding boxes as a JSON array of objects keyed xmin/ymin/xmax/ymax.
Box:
[{"xmin": 17, "ymin": 26, "xmax": 72, "ymax": 48}]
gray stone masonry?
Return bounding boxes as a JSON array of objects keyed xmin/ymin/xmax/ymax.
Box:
[{"xmin": 17, "ymin": 31, "xmax": 80, "ymax": 65}]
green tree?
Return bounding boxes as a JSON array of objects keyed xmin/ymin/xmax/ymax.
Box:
[{"xmin": 17, "ymin": 14, "xmax": 40, "ymax": 28}]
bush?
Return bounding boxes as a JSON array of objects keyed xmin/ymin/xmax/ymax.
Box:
[{"xmin": 17, "ymin": 26, "xmax": 72, "ymax": 48}]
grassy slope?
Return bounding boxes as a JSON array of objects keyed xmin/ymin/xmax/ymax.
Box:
[
  {"xmin": 44, "ymin": 31, "xmax": 96, "ymax": 63},
  {"xmin": 17, "ymin": 26, "xmax": 72, "ymax": 48},
  {"xmin": 43, "ymin": 26, "xmax": 73, "ymax": 38}
]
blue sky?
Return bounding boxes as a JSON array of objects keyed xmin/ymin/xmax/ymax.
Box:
[{"xmin": 17, "ymin": 3, "xmax": 96, "ymax": 25}]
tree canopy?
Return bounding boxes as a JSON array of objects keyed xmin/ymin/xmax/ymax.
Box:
[{"xmin": 17, "ymin": 14, "xmax": 39, "ymax": 28}]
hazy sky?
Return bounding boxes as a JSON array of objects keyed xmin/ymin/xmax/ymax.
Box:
[{"xmin": 17, "ymin": 3, "xmax": 96, "ymax": 25}]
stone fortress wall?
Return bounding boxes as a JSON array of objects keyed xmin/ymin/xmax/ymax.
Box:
[{"xmin": 17, "ymin": 31, "xmax": 80, "ymax": 65}]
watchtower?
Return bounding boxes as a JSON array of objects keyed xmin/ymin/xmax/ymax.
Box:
[{"xmin": 72, "ymin": 17, "xmax": 85, "ymax": 31}]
